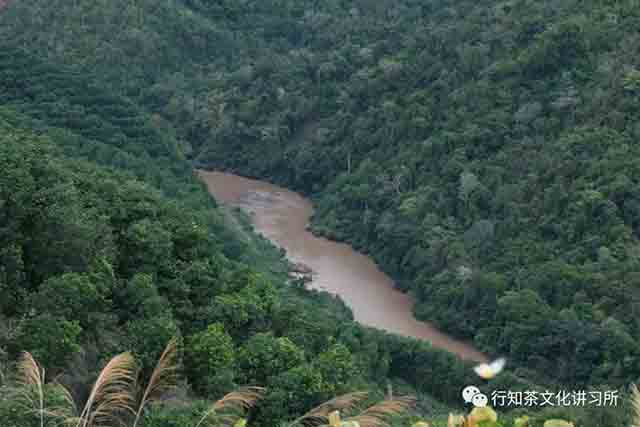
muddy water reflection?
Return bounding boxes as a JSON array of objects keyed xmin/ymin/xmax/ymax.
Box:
[{"xmin": 198, "ymin": 170, "xmax": 486, "ymax": 362}]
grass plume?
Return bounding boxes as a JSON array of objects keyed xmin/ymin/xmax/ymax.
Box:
[
  {"xmin": 632, "ymin": 384, "xmax": 640, "ymax": 427},
  {"xmin": 288, "ymin": 392, "xmax": 370, "ymax": 427},
  {"xmin": 17, "ymin": 352, "xmax": 46, "ymax": 427},
  {"xmin": 133, "ymin": 337, "xmax": 180, "ymax": 427},
  {"xmin": 346, "ymin": 395, "xmax": 417, "ymax": 427},
  {"xmin": 75, "ymin": 352, "xmax": 136, "ymax": 427},
  {"xmin": 195, "ymin": 386, "xmax": 266, "ymax": 427},
  {"xmin": 10, "ymin": 352, "xmax": 77, "ymax": 426}
]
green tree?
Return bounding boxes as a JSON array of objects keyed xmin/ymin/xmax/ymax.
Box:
[
  {"xmin": 313, "ymin": 343, "xmax": 360, "ymax": 396},
  {"xmin": 121, "ymin": 219, "xmax": 174, "ymax": 274},
  {"xmin": 497, "ymin": 290, "xmax": 552, "ymax": 361},
  {"xmin": 29, "ymin": 272, "xmax": 109, "ymax": 332},
  {"xmin": 238, "ymin": 333, "xmax": 305, "ymax": 384},
  {"xmin": 185, "ymin": 323, "xmax": 236, "ymax": 396},
  {"xmin": 11, "ymin": 314, "xmax": 81, "ymax": 372},
  {"xmin": 126, "ymin": 312, "xmax": 179, "ymax": 374},
  {"xmin": 114, "ymin": 273, "xmax": 168, "ymax": 322},
  {"xmin": 257, "ymin": 365, "xmax": 325, "ymax": 424}
]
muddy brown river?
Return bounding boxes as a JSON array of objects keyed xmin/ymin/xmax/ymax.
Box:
[{"xmin": 198, "ymin": 170, "xmax": 487, "ymax": 362}]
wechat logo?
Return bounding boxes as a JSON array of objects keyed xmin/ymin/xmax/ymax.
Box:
[{"xmin": 462, "ymin": 385, "xmax": 488, "ymax": 408}]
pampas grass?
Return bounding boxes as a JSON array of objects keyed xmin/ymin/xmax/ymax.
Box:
[
  {"xmin": 288, "ymin": 392, "xmax": 370, "ymax": 427},
  {"xmin": 194, "ymin": 386, "xmax": 266, "ymax": 427},
  {"xmin": 8, "ymin": 339, "xmax": 415, "ymax": 427},
  {"xmin": 10, "ymin": 352, "xmax": 77, "ymax": 427},
  {"xmin": 7, "ymin": 339, "xmax": 270, "ymax": 427},
  {"xmin": 288, "ymin": 392, "xmax": 415, "ymax": 427},
  {"xmin": 17, "ymin": 352, "xmax": 46, "ymax": 427},
  {"xmin": 632, "ymin": 384, "xmax": 640, "ymax": 427},
  {"xmin": 133, "ymin": 337, "xmax": 179, "ymax": 427},
  {"xmin": 345, "ymin": 395, "xmax": 417, "ymax": 427},
  {"xmin": 74, "ymin": 352, "xmax": 137, "ymax": 427}
]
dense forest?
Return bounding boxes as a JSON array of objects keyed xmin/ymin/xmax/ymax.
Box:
[
  {"xmin": 191, "ymin": 0, "xmax": 640, "ymax": 390},
  {"xmin": 0, "ymin": 43, "xmax": 489, "ymax": 426},
  {"xmin": 0, "ymin": 50, "xmax": 486, "ymax": 426},
  {"xmin": 0, "ymin": 0, "xmax": 639, "ymax": 426}
]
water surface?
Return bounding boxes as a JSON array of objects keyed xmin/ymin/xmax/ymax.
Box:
[{"xmin": 198, "ymin": 170, "xmax": 487, "ymax": 362}]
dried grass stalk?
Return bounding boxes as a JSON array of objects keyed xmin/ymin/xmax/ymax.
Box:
[
  {"xmin": 195, "ymin": 386, "xmax": 266, "ymax": 427},
  {"xmin": 632, "ymin": 384, "xmax": 640, "ymax": 427},
  {"xmin": 76, "ymin": 352, "xmax": 136, "ymax": 427},
  {"xmin": 18, "ymin": 352, "xmax": 46, "ymax": 427},
  {"xmin": 346, "ymin": 395, "xmax": 416, "ymax": 427},
  {"xmin": 14, "ymin": 352, "xmax": 76, "ymax": 427},
  {"xmin": 288, "ymin": 392, "xmax": 370, "ymax": 427},
  {"xmin": 133, "ymin": 337, "xmax": 180, "ymax": 427}
]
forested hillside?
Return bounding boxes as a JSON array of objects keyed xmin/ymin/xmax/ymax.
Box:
[
  {"xmin": 189, "ymin": 0, "xmax": 640, "ymax": 389},
  {"xmin": 0, "ymin": 6, "xmax": 505, "ymax": 427},
  {"xmin": 0, "ymin": 0, "xmax": 638, "ymax": 426},
  {"xmin": 7, "ymin": 0, "xmax": 633, "ymax": 389},
  {"xmin": 0, "ymin": 49, "xmax": 486, "ymax": 427}
]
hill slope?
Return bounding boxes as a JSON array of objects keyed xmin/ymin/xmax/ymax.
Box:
[
  {"xmin": 0, "ymin": 12, "xmax": 487, "ymax": 427},
  {"xmin": 0, "ymin": 0, "xmax": 638, "ymax": 425},
  {"xmin": 0, "ymin": 84, "xmax": 468, "ymax": 426},
  {"xmin": 189, "ymin": 0, "xmax": 640, "ymax": 388}
]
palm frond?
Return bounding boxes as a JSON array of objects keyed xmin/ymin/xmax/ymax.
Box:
[
  {"xmin": 288, "ymin": 392, "xmax": 370, "ymax": 427},
  {"xmin": 76, "ymin": 352, "xmax": 136, "ymax": 427},
  {"xmin": 345, "ymin": 396, "xmax": 416, "ymax": 427},
  {"xmin": 133, "ymin": 337, "xmax": 180, "ymax": 427},
  {"xmin": 194, "ymin": 386, "xmax": 266, "ymax": 427},
  {"xmin": 631, "ymin": 384, "xmax": 640, "ymax": 427}
]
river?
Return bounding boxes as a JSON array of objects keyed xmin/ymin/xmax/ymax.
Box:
[{"xmin": 198, "ymin": 170, "xmax": 487, "ymax": 363}]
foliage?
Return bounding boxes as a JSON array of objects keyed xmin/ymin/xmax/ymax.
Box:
[
  {"xmin": 133, "ymin": 337, "xmax": 180, "ymax": 427},
  {"xmin": 185, "ymin": 323, "xmax": 236, "ymax": 396},
  {"xmin": 119, "ymin": 0, "xmax": 640, "ymax": 389},
  {"xmin": 0, "ymin": 117, "xmax": 464, "ymax": 426},
  {"xmin": 11, "ymin": 315, "xmax": 82, "ymax": 373},
  {"xmin": 237, "ymin": 333, "xmax": 305, "ymax": 384},
  {"xmin": 1, "ymin": 0, "xmax": 639, "ymax": 426},
  {"xmin": 0, "ymin": 344, "xmax": 264, "ymax": 427}
]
